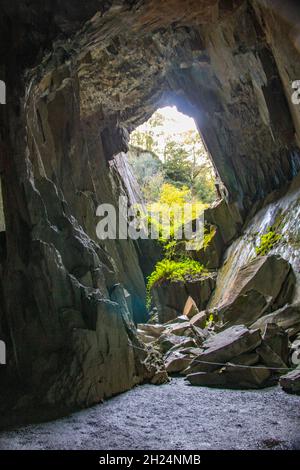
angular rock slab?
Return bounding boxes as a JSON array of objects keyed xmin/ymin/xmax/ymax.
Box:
[
  {"xmin": 262, "ymin": 323, "xmax": 289, "ymax": 365},
  {"xmin": 190, "ymin": 310, "xmax": 208, "ymax": 329},
  {"xmin": 251, "ymin": 304, "xmax": 300, "ymax": 337},
  {"xmin": 219, "ymin": 290, "xmax": 271, "ymax": 327},
  {"xmin": 183, "ymin": 296, "xmax": 200, "ymax": 320},
  {"xmin": 229, "ymin": 352, "xmax": 259, "ymax": 366},
  {"xmin": 187, "ymin": 364, "xmax": 271, "ymax": 389},
  {"xmin": 156, "ymin": 333, "xmax": 195, "ymax": 354},
  {"xmin": 256, "ymin": 342, "xmax": 288, "ymax": 370},
  {"xmin": 218, "ymin": 255, "xmax": 294, "ymax": 311},
  {"xmin": 164, "ymin": 351, "xmax": 195, "ymax": 374},
  {"xmin": 280, "ymin": 367, "xmax": 300, "ymax": 394},
  {"xmin": 137, "ymin": 323, "xmax": 166, "ymax": 339},
  {"xmin": 186, "ymin": 325, "xmax": 262, "ymax": 374}
]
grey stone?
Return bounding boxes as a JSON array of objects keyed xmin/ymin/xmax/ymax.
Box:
[
  {"xmin": 251, "ymin": 304, "xmax": 300, "ymax": 337},
  {"xmin": 187, "ymin": 364, "xmax": 271, "ymax": 389},
  {"xmin": 280, "ymin": 367, "xmax": 300, "ymax": 394},
  {"xmin": 186, "ymin": 325, "xmax": 262, "ymax": 374}
]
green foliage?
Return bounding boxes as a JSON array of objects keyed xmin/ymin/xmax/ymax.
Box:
[
  {"xmin": 127, "ymin": 146, "xmax": 164, "ymax": 202},
  {"xmin": 158, "ymin": 182, "xmax": 190, "ymax": 206},
  {"xmin": 193, "ymin": 165, "xmax": 217, "ymax": 204},
  {"xmin": 162, "ymin": 141, "xmax": 216, "ymax": 204},
  {"xmin": 129, "ymin": 109, "xmax": 216, "ymax": 310},
  {"xmin": 163, "ymin": 240, "xmax": 178, "ymax": 259},
  {"xmin": 256, "ymin": 227, "xmax": 282, "ymax": 256},
  {"xmin": 163, "ymin": 141, "xmax": 192, "ymax": 186},
  {"xmin": 146, "ymin": 258, "xmax": 206, "ymax": 307},
  {"xmin": 129, "ymin": 109, "xmax": 217, "ymax": 206},
  {"xmin": 205, "ymin": 313, "xmax": 215, "ymax": 328},
  {"xmin": 148, "ymin": 183, "xmax": 207, "ymax": 252},
  {"xmin": 202, "ymin": 225, "xmax": 217, "ymax": 250}
]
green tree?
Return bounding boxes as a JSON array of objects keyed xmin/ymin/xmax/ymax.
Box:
[
  {"xmin": 194, "ymin": 162, "xmax": 217, "ymax": 204},
  {"xmin": 129, "ymin": 108, "xmax": 217, "ymax": 205},
  {"xmin": 163, "ymin": 141, "xmax": 192, "ymax": 187}
]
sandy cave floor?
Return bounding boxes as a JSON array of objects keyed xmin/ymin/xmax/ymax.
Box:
[{"xmin": 0, "ymin": 378, "xmax": 299, "ymax": 450}]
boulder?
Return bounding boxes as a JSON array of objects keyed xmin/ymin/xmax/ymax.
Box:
[
  {"xmin": 141, "ymin": 346, "xmax": 170, "ymax": 386},
  {"xmin": 218, "ymin": 255, "xmax": 294, "ymax": 312},
  {"xmin": 164, "ymin": 351, "xmax": 195, "ymax": 374},
  {"xmin": 137, "ymin": 323, "xmax": 166, "ymax": 339},
  {"xmin": 280, "ymin": 367, "xmax": 300, "ymax": 394},
  {"xmin": 203, "ymin": 199, "xmax": 243, "ymax": 246},
  {"xmin": 157, "ymin": 334, "xmax": 196, "ymax": 354},
  {"xmin": 251, "ymin": 304, "xmax": 300, "ymax": 337},
  {"xmin": 183, "ymin": 296, "xmax": 200, "ymax": 319},
  {"xmin": 168, "ymin": 321, "xmax": 192, "ymax": 337},
  {"xmin": 185, "ymin": 325, "xmax": 262, "ymax": 374},
  {"xmin": 262, "ymin": 323, "xmax": 289, "ymax": 364},
  {"xmin": 187, "ymin": 364, "xmax": 271, "ymax": 389},
  {"xmin": 164, "ymin": 315, "xmax": 189, "ymax": 325},
  {"xmin": 159, "ymin": 306, "xmax": 182, "ymax": 324},
  {"xmin": 167, "ymin": 339, "xmax": 198, "ymax": 353},
  {"xmin": 273, "ymin": 269, "xmax": 296, "ymax": 311},
  {"xmin": 190, "ymin": 325, "xmax": 210, "ymax": 344},
  {"xmin": 256, "ymin": 342, "xmax": 288, "ymax": 370},
  {"xmin": 190, "ymin": 310, "xmax": 208, "ymax": 329},
  {"xmin": 219, "ymin": 290, "xmax": 272, "ymax": 328},
  {"xmin": 137, "ymin": 331, "xmax": 156, "ymax": 344},
  {"xmin": 177, "ymin": 347, "xmax": 203, "ymax": 356},
  {"xmin": 151, "ymin": 275, "xmax": 216, "ymax": 324},
  {"xmin": 229, "ymin": 352, "xmax": 259, "ymax": 366}
]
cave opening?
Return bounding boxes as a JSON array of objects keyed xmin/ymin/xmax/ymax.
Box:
[
  {"xmin": 117, "ymin": 105, "xmax": 220, "ymax": 323},
  {"xmin": 128, "ymin": 105, "xmax": 218, "ymax": 207}
]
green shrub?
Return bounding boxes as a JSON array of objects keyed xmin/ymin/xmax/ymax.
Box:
[
  {"xmin": 255, "ymin": 228, "xmax": 282, "ymax": 256},
  {"xmin": 146, "ymin": 258, "xmax": 206, "ymax": 308}
]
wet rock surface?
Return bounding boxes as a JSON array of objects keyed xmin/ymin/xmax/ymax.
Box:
[{"xmin": 0, "ymin": 378, "xmax": 299, "ymax": 450}]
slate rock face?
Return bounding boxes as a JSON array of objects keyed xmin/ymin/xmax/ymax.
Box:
[
  {"xmin": 151, "ymin": 275, "xmax": 216, "ymax": 324},
  {"xmin": 219, "ymin": 255, "xmax": 293, "ymax": 312}
]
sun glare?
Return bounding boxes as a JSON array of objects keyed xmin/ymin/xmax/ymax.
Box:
[{"xmin": 135, "ymin": 106, "xmax": 198, "ymax": 139}]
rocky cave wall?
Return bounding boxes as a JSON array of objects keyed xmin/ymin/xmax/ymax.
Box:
[{"xmin": 0, "ymin": 0, "xmax": 300, "ymax": 408}]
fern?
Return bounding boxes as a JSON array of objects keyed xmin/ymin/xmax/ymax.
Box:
[{"xmin": 146, "ymin": 258, "xmax": 206, "ymax": 308}]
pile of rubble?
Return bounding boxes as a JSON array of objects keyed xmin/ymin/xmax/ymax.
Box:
[{"xmin": 138, "ymin": 255, "xmax": 300, "ymax": 392}]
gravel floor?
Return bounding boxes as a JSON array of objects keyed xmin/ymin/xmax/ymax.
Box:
[{"xmin": 0, "ymin": 378, "xmax": 299, "ymax": 450}]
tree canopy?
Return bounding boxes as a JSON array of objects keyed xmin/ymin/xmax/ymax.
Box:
[{"xmin": 129, "ymin": 108, "xmax": 217, "ymax": 205}]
